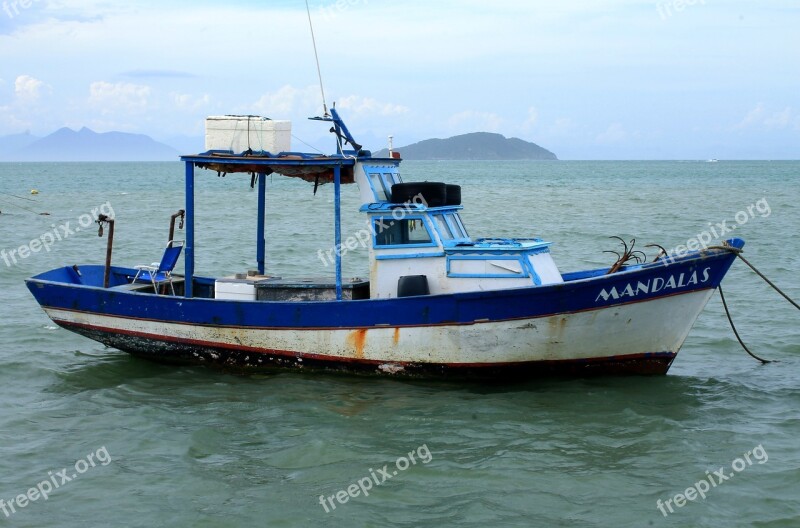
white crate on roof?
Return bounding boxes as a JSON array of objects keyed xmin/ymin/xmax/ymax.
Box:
[{"xmin": 205, "ymin": 116, "xmax": 291, "ymax": 154}]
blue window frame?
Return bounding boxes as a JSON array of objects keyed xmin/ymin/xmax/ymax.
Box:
[
  {"xmin": 373, "ymin": 216, "xmax": 438, "ymax": 248},
  {"xmin": 449, "ymin": 213, "xmax": 469, "ymax": 239},
  {"xmin": 382, "ymin": 172, "xmax": 400, "ymax": 195},
  {"xmin": 369, "ymin": 172, "xmax": 388, "ymax": 200},
  {"xmin": 364, "ymin": 166, "xmax": 402, "ymax": 202},
  {"xmin": 446, "ymin": 255, "xmax": 531, "ymax": 279},
  {"xmin": 431, "ymin": 212, "xmax": 470, "ymax": 244},
  {"xmin": 432, "ymin": 214, "xmax": 454, "ymax": 241}
]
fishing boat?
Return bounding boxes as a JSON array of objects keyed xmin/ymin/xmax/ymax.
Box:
[{"xmin": 26, "ymin": 109, "xmax": 743, "ymax": 378}]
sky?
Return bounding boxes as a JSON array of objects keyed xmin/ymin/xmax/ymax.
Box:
[{"xmin": 0, "ymin": 0, "xmax": 798, "ymax": 159}]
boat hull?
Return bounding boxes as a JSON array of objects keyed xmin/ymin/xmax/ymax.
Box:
[
  {"xmin": 26, "ymin": 244, "xmax": 741, "ymax": 379},
  {"xmin": 43, "ymin": 289, "xmax": 711, "ymax": 377}
]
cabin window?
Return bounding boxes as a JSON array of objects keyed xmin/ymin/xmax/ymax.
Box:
[
  {"xmin": 381, "ymin": 174, "xmax": 394, "ymax": 200},
  {"xmin": 450, "ymin": 213, "xmax": 469, "ymax": 239},
  {"xmin": 365, "ymin": 167, "xmax": 401, "ymax": 202},
  {"xmin": 382, "ymin": 173, "xmax": 397, "ymax": 188},
  {"xmin": 374, "ymin": 217, "xmax": 434, "ymax": 247},
  {"xmin": 434, "ymin": 214, "xmax": 454, "ymax": 240},
  {"xmin": 369, "ymin": 172, "xmax": 388, "ymax": 201},
  {"xmin": 381, "ymin": 173, "xmax": 401, "ymax": 200}
]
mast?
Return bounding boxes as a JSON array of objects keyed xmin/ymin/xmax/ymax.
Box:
[{"xmin": 334, "ymin": 163, "xmax": 342, "ymax": 300}]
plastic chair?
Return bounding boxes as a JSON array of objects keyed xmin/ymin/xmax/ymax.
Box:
[{"xmin": 133, "ymin": 241, "xmax": 184, "ymax": 295}]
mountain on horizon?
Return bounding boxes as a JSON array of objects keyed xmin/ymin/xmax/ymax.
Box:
[
  {"xmin": 0, "ymin": 131, "xmax": 40, "ymax": 157},
  {"xmin": 1, "ymin": 128, "xmax": 180, "ymax": 162},
  {"xmin": 374, "ymin": 132, "xmax": 557, "ymax": 160}
]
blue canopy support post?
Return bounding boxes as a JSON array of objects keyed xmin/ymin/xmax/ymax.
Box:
[
  {"xmin": 184, "ymin": 161, "xmax": 195, "ymax": 298},
  {"xmin": 334, "ymin": 163, "xmax": 343, "ymax": 300},
  {"xmin": 178, "ymin": 150, "xmax": 359, "ymax": 301},
  {"xmin": 256, "ymin": 172, "xmax": 267, "ymax": 275}
]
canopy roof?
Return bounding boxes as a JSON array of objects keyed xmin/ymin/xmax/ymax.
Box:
[{"xmin": 180, "ymin": 151, "xmax": 358, "ymax": 184}]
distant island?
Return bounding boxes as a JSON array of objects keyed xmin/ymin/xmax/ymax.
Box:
[
  {"xmin": 0, "ymin": 128, "xmax": 179, "ymax": 162},
  {"xmin": 374, "ymin": 132, "xmax": 557, "ymax": 160}
]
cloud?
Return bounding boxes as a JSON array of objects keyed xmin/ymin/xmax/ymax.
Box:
[
  {"xmin": 14, "ymin": 75, "xmax": 49, "ymax": 102},
  {"xmin": 88, "ymin": 81, "xmax": 151, "ymax": 113},
  {"xmin": 595, "ymin": 122, "xmax": 627, "ymax": 144},
  {"xmin": 172, "ymin": 92, "xmax": 211, "ymax": 111},
  {"xmin": 734, "ymin": 103, "xmax": 766, "ymax": 130},
  {"xmin": 0, "ymin": 75, "xmax": 51, "ymax": 132},
  {"xmin": 251, "ymin": 85, "xmax": 319, "ymax": 117},
  {"xmin": 447, "ymin": 110, "xmax": 503, "ymax": 133},
  {"xmin": 734, "ymin": 103, "xmax": 796, "ymax": 131},
  {"xmin": 337, "ymin": 95, "xmax": 409, "ymax": 117},
  {"xmin": 548, "ymin": 117, "xmax": 574, "ymax": 137},
  {"xmin": 763, "ymin": 107, "xmax": 792, "ymax": 129},
  {"xmin": 0, "ymin": 105, "xmax": 30, "ymax": 130},
  {"xmin": 249, "ymin": 86, "xmax": 407, "ymax": 121},
  {"xmin": 522, "ymin": 106, "xmax": 539, "ymax": 130}
]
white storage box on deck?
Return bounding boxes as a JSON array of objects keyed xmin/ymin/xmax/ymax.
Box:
[
  {"xmin": 215, "ymin": 277, "xmax": 256, "ymax": 301},
  {"xmin": 205, "ymin": 116, "xmax": 291, "ymax": 154},
  {"xmin": 214, "ymin": 275, "xmax": 262, "ymax": 301}
]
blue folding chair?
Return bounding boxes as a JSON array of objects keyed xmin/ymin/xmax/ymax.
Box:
[{"xmin": 133, "ymin": 241, "xmax": 184, "ymax": 295}]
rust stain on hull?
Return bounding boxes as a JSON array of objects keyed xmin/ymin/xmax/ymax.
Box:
[
  {"xmin": 347, "ymin": 329, "xmax": 367, "ymax": 359},
  {"xmin": 393, "ymin": 327, "xmax": 400, "ymax": 345},
  {"xmin": 548, "ymin": 316, "xmax": 568, "ymax": 337},
  {"xmin": 65, "ymin": 323, "xmax": 679, "ymax": 377}
]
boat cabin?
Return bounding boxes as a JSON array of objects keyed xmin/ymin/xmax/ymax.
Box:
[{"xmin": 353, "ymin": 162, "xmax": 563, "ymax": 298}]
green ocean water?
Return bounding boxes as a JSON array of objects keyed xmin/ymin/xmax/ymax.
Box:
[{"xmin": 0, "ymin": 160, "xmax": 798, "ymax": 527}]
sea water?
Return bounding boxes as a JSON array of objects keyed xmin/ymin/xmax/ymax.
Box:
[{"xmin": 0, "ymin": 161, "xmax": 798, "ymax": 527}]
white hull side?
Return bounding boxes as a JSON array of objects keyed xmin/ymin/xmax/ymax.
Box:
[{"xmin": 44, "ymin": 289, "xmax": 713, "ymax": 366}]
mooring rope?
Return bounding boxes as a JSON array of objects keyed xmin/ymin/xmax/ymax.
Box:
[
  {"xmin": 0, "ymin": 197, "xmax": 43, "ymax": 215},
  {"xmin": 718, "ymin": 285, "xmax": 773, "ymax": 364},
  {"xmin": 707, "ymin": 243, "xmax": 799, "ymax": 311},
  {"xmin": 706, "ymin": 243, "xmax": 800, "ymax": 363},
  {"xmin": 0, "ymin": 190, "xmax": 38, "ymax": 202},
  {"xmin": 735, "ymin": 252, "xmax": 800, "ymax": 311}
]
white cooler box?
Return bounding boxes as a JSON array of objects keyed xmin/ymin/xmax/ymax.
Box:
[
  {"xmin": 215, "ymin": 274, "xmax": 273, "ymax": 301},
  {"xmin": 205, "ymin": 116, "xmax": 291, "ymax": 154}
]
